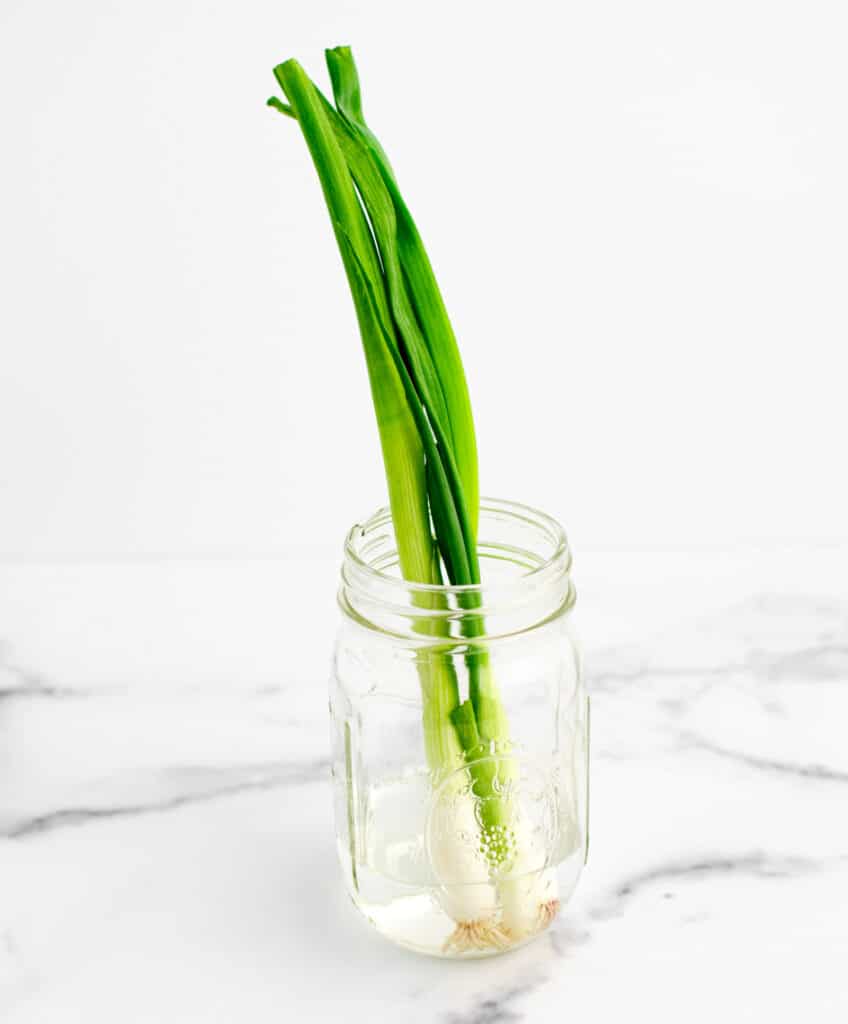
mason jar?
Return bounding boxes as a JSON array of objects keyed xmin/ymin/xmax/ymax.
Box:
[{"xmin": 330, "ymin": 498, "xmax": 588, "ymax": 958}]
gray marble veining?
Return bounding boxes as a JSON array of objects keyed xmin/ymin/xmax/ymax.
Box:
[{"xmin": 1, "ymin": 549, "xmax": 846, "ymax": 1022}]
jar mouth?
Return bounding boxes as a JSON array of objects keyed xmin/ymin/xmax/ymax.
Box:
[
  {"xmin": 343, "ymin": 497, "xmax": 570, "ymax": 596},
  {"xmin": 341, "ymin": 498, "xmax": 574, "ymax": 641}
]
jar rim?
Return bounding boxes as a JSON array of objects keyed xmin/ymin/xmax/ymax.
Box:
[{"xmin": 343, "ymin": 496, "xmax": 571, "ymax": 597}]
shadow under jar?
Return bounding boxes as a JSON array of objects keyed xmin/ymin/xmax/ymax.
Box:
[{"xmin": 331, "ymin": 498, "xmax": 589, "ymax": 958}]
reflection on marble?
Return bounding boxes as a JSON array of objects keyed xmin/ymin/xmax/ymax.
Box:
[{"xmin": 1, "ymin": 548, "xmax": 846, "ymax": 1021}]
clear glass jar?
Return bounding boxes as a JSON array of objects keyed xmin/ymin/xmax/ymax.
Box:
[{"xmin": 330, "ymin": 498, "xmax": 588, "ymax": 958}]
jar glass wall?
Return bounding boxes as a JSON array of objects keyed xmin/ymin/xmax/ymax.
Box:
[{"xmin": 330, "ymin": 499, "xmax": 588, "ymax": 958}]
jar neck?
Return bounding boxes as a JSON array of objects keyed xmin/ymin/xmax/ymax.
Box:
[{"xmin": 339, "ymin": 498, "xmax": 575, "ymax": 642}]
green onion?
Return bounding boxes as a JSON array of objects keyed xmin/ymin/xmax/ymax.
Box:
[{"xmin": 269, "ymin": 47, "xmax": 558, "ymax": 950}]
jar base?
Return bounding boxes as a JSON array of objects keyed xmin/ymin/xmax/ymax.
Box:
[
  {"xmin": 351, "ymin": 890, "xmax": 556, "ymax": 959},
  {"xmin": 341, "ymin": 841, "xmax": 584, "ymax": 959}
]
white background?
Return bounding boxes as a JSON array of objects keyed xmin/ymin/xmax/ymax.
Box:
[{"xmin": 1, "ymin": 0, "xmax": 845, "ymax": 559}]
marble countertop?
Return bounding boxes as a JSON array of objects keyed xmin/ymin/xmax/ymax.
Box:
[{"xmin": 1, "ymin": 547, "xmax": 846, "ymax": 1022}]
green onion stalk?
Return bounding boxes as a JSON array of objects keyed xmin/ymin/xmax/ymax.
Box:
[{"xmin": 269, "ymin": 47, "xmax": 559, "ymax": 950}]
